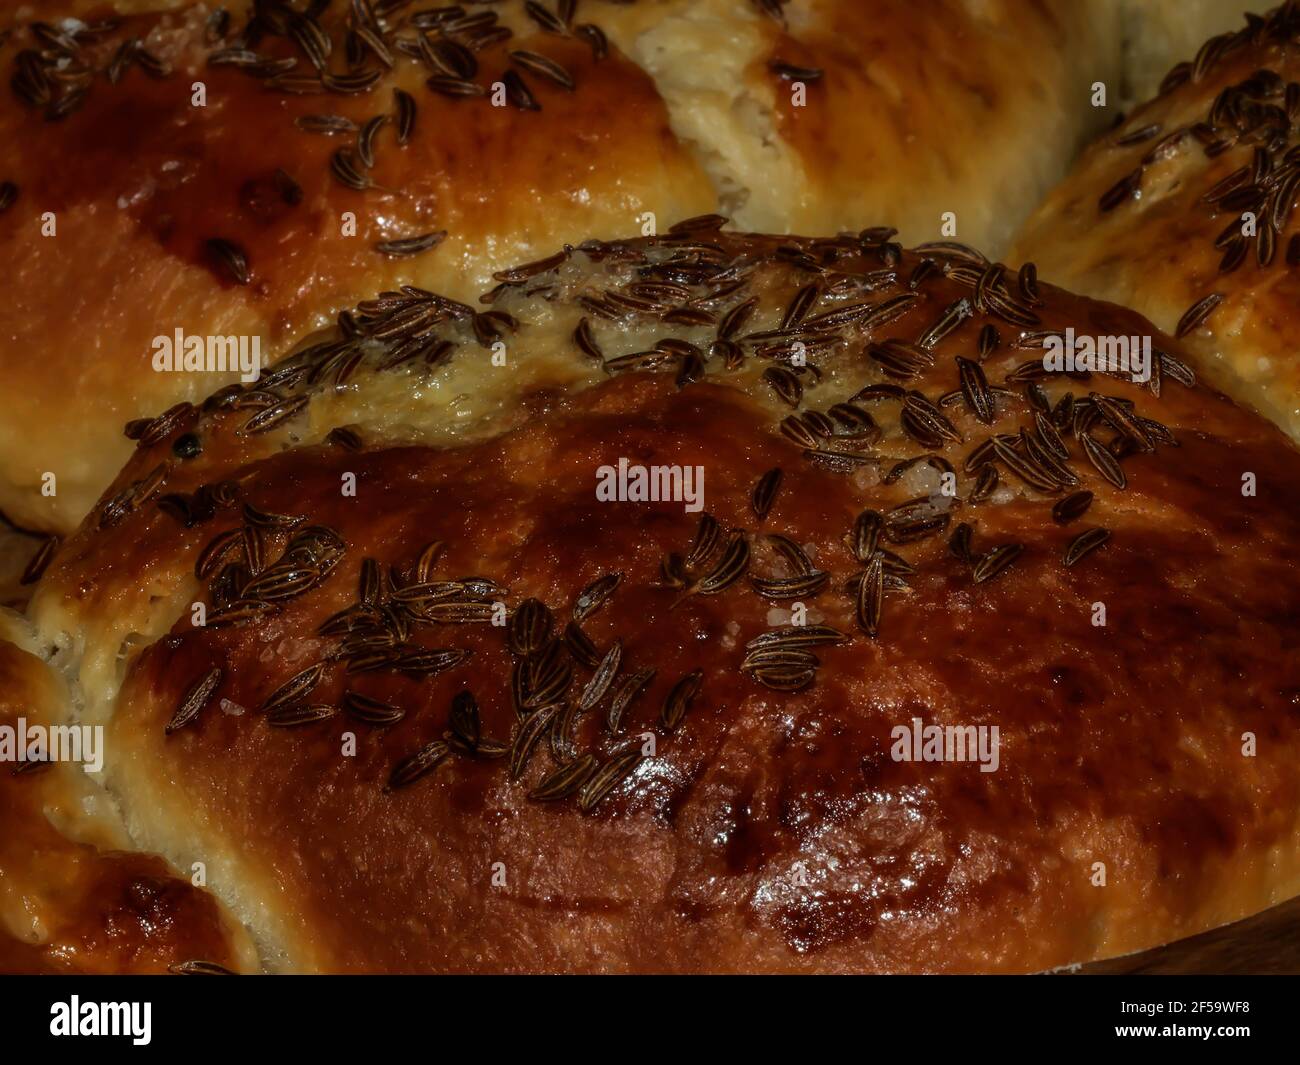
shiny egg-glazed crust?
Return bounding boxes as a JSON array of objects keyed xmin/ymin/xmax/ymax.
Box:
[
  {"xmin": 0, "ymin": 610, "xmax": 254, "ymax": 973},
  {"xmin": 0, "ymin": 0, "xmax": 1123, "ymax": 534},
  {"xmin": 19, "ymin": 227, "xmax": 1300, "ymax": 973}
]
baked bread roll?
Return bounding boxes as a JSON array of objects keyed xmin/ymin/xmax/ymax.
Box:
[
  {"xmin": 0, "ymin": 609, "xmax": 254, "ymax": 973},
  {"xmin": 0, "ymin": 0, "xmax": 1122, "ymax": 536},
  {"xmin": 1012, "ymin": 3, "xmax": 1300, "ymax": 442},
  {"xmin": 18, "ymin": 225, "xmax": 1300, "ymax": 973},
  {"xmin": 0, "ymin": 0, "xmax": 714, "ymax": 534}
]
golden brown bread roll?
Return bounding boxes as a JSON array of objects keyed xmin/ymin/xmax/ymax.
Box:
[
  {"xmin": 1012, "ymin": 2, "xmax": 1300, "ymax": 442},
  {"xmin": 600, "ymin": 0, "xmax": 1123, "ymax": 245},
  {"xmin": 0, "ymin": 608, "xmax": 254, "ymax": 973},
  {"xmin": 0, "ymin": 0, "xmax": 1124, "ymax": 535},
  {"xmin": 17, "ymin": 225, "xmax": 1300, "ymax": 973},
  {"xmin": 0, "ymin": 0, "xmax": 714, "ymax": 534}
]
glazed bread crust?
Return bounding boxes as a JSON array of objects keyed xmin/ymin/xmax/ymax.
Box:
[
  {"xmin": 0, "ymin": 0, "xmax": 1123, "ymax": 534},
  {"xmin": 23, "ymin": 228, "xmax": 1300, "ymax": 973},
  {"xmin": 0, "ymin": 610, "xmax": 254, "ymax": 973},
  {"xmin": 0, "ymin": 1, "xmax": 715, "ymax": 532},
  {"xmin": 1013, "ymin": 2, "xmax": 1300, "ymax": 443}
]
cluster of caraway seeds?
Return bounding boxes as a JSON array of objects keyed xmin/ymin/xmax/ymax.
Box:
[
  {"xmin": 3, "ymin": 0, "xmax": 820, "ymax": 283},
  {"xmin": 1102, "ymin": 0, "xmax": 1300, "ymax": 336},
  {"xmin": 5, "ymin": 2, "xmax": 1201, "ymax": 810},
  {"xmin": 69, "ymin": 214, "xmax": 1199, "ymax": 811}
]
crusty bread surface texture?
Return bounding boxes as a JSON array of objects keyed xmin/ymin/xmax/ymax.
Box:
[
  {"xmin": 0, "ymin": 609, "xmax": 255, "ymax": 973},
  {"xmin": 1013, "ymin": 2, "xmax": 1300, "ymax": 443},
  {"xmin": 5, "ymin": 0, "xmax": 1300, "ymax": 977},
  {"xmin": 0, "ymin": 0, "xmax": 1124, "ymax": 534},
  {"xmin": 11, "ymin": 227, "xmax": 1300, "ymax": 973}
]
